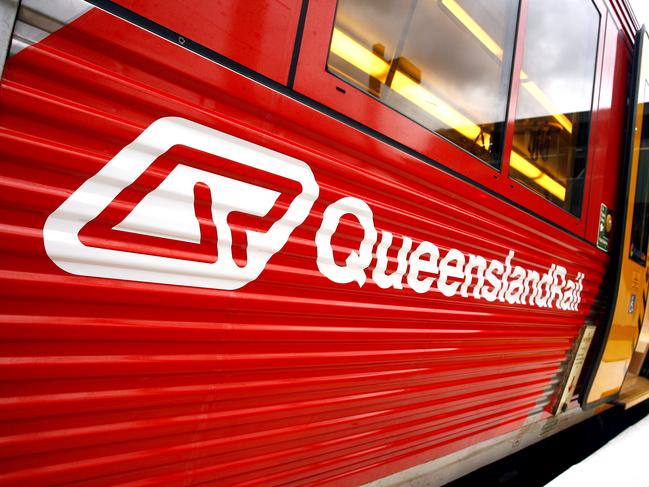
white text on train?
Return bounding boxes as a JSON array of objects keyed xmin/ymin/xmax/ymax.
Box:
[{"xmin": 316, "ymin": 197, "xmax": 585, "ymax": 311}]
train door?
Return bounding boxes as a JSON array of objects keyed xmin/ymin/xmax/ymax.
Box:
[{"xmin": 583, "ymin": 26, "xmax": 649, "ymax": 408}]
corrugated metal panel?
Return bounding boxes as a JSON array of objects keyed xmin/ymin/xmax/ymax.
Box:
[
  {"xmin": 110, "ymin": 0, "xmax": 303, "ymax": 85},
  {"xmin": 0, "ymin": 3, "xmax": 609, "ymax": 486}
]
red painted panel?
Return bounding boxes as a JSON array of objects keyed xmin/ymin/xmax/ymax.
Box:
[
  {"xmin": 585, "ymin": 11, "xmax": 630, "ymax": 245},
  {"xmin": 0, "ymin": 5, "xmax": 613, "ymax": 487},
  {"xmin": 112, "ymin": 0, "xmax": 302, "ymax": 84}
]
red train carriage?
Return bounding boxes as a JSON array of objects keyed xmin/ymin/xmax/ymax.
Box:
[{"xmin": 1, "ymin": 0, "xmax": 649, "ymax": 485}]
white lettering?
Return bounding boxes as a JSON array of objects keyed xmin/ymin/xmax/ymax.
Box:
[
  {"xmin": 482, "ymin": 259, "xmax": 504, "ymax": 302},
  {"xmin": 407, "ymin": 241, "xmax": 440, "ymax": 294},
  {"xmin": 438, "ymin": 249, "xmax": 465, "ymax": 297},
  {"xmin": 548, "ymin": 265, "xmax": 567, "ymax": 308},
  {"xmin": 505, "ymin": 265, "xmax": 526, "ymax": 304},
  {"xmin": 497, "ymin": 250, "xmax": 515, "ymax": 302},
  {"xmin": 461, "ymin": 254, "xmax": 487, "ymax": 300},
  {"xmin": 535, "ymin": 265, "xmax": 555, "ymax": 308},
  {"xmin": 316, "ymin": 197, "xmax": 377, "ymax": 287},
  {"xmin": 372, "ymin": 231, "xmax": 412, "ymax": 289}
]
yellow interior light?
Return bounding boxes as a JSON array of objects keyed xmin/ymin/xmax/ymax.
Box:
[
  {"xmin": 441, "ymin": 0, "xmax": 503, "ymax": 59},
  {"xmin": 329, "ymin": 27, "xmax": 565, "ymax": 201},
  {"xmin": 330, "ymin": 29, "xmax": 389, "ymax": 82},
  {"xmin": 440, "ymin": 0, "xmax": 573, "ymax": 134},
  {"xmin": 330, "ymin": 28, "xmax": 488, "ymax": 147},
  {"xmin": 390, "ymin": 70, "xmax": 483, "ymax": 142},
  {"xmin": 519, "ymin": 79, "xmax": 573, "ymax": 133},
  {"xmin": 510, "ymin": 151, "xmax": 566, "ymax": 201}
]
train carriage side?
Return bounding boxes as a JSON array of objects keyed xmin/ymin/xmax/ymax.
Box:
[{"xmin": 0, "ymin": 0, "xmax": 648, "ymax": 486}]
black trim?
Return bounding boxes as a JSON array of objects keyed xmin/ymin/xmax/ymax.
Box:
[
  {"xmin": 580, "ymin": 26, "xmax": 646, "ymax": 409},
  {"xmin": 572, "ymin": 0, "xmax": 603, "ymax": 220},
  {"xmin": 495, "ymin": 0, "xmax": 523, "ymax": 173},
  {"xmin": 287, "ymin": 0, "xmax": 309, "ymax": 89},
  {"xmin": 84, "ymin": 0, "xmax": 281, "ymax": 89},
  {"xmin": 84, "ymin": 0, "xmax": 596, "ymax": 247},
  {"xmin": 580, "ymin": 12, "xmax": 605, "ymax": 231},
  {"xmin": 641, "ymin": 346, "xmax": 649, "ymax": 377},
  {"xmin": 0, "ymin": 0, "xmax": 20, "ymax": 80},
  {"xmin": 583, "ymin": 392, "xmax": 621, "ymax": 411}
]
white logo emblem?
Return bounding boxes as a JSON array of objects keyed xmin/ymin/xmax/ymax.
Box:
[{"xmin": 44, "ymin": 117, "xmax": 319, "ymax": 289}]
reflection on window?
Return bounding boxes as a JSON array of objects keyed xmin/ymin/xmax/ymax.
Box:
[
  {"xmin": 509, "ymin": 0, "xmax": 599, "ymax": 215},
  {"xmin": 327, "ymin": 0, "xmax": 518, "ymax": 167},
  {"xmin": 630, "ymin": 80, "xmax": 649, "ymax": 264}
]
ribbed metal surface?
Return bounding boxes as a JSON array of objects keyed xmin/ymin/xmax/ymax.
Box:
[{"xmin": 0, "ymin": 4, "xmax": 610, "ymax": 486}]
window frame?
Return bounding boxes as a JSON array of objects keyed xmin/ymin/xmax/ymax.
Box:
[
  {"xmin": 504, "ymin": 0, "xmax": 604, "ymax": 219},
  {"xmin": 292, "ymin": 0, "xmax": 607, "ymax": 237}
]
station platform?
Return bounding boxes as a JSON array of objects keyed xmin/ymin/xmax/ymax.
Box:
[
  {"xmin": 447, "ymin": 400, "xmax": 649, "ymax": 486},
  {"xmin": 545, "ymin": 407, "xmax": 649, "ymax": 486}
]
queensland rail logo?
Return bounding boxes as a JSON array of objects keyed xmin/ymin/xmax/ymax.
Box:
[
  {"xmin": 43, "ymin": 117, "xmax": 319, "ymax": 290},
  {"xmin": 44, "ymin": 117, "xmax": 584, "ymax": 310}
]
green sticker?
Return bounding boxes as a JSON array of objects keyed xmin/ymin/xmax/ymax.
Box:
[{"xmin": 597, "ymin": 203, "xmax": 609, "ymax": 252}]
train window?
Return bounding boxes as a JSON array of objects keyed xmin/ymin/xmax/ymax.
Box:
[
  {"xmin": 630, "ymin": 81, "xmax": 649, "ymax": 264},
  {"xmin": 326, "ymin": 0, "xmax": 518, "ymax": 167},
  {"xmin": 508, "ymin": 0, "xmax": 599, "ymax": 216}
]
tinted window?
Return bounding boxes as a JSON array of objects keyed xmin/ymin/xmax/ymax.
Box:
[
  {"xmin": 509, "ymin": 0, "xmax": 599, "ymax": 215},
  {"xmin": 327, "ymin": 0, "xmax": 519, "ymax": 167},
  {"xmin": 630, "ymin": 79, "xmax": 649, "ymax": 264}
]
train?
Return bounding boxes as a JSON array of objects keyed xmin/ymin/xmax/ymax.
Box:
[{"xmin": 1, "ymin": 0, "xmax": 649, "ymax": 485}]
